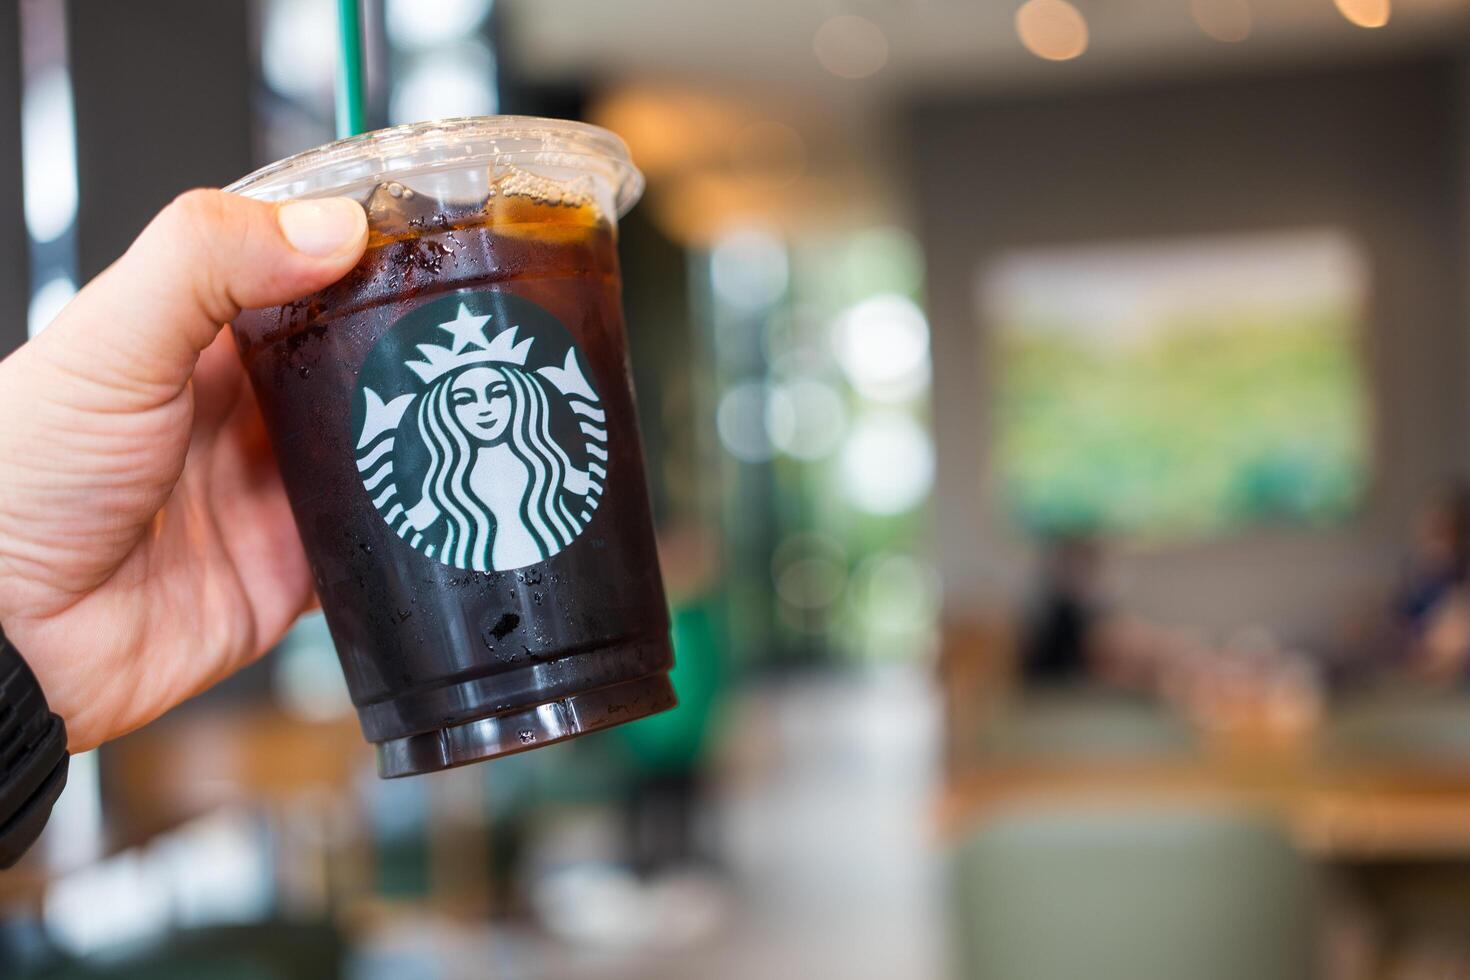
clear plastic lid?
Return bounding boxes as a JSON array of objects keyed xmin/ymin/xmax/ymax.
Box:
[{"xmin": 225, "ymin": 116, "xmax": 644, "ymax": 220}]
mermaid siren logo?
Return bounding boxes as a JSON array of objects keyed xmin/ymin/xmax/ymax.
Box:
[{"xmin": 353, "ymin": 298, "xmax": 608, "ymax": 572}]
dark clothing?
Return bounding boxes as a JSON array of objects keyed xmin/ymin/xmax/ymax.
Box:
[
  {"xmin": 0, "ymin": 627, "xmax": 69, "ymax": 868},
  {"xmin": 1021, "ymin": 592, "xmax": 1095, "ymax": 687},
  {"xmin": 1394, "ymin": 566, "xmax": 1462, "ymax": 634},
  {"xmin": 624, "ymin": 770, "xmax": 706, "ymax": 876}
]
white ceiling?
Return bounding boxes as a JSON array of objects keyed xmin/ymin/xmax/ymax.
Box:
[
  {"xmin": 502, "ymin": 0, "xmax": 1470, "ymax": 99},
  {"xmin": 499, "ymin": 0, "xmax": 1470, "ymax": 241}
]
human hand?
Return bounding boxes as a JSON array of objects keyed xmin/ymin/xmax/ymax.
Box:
[{"xmin": 0, "ymin": 189, "xmax": 368, "ymax": 751}]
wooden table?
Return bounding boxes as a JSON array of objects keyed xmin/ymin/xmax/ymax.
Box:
[
  {"xmin": 0, "ymin": 705, "xmax": 373, "ymax": 911},
  {"xmin": 937, "ymin": 754, "xmax": 1470, "ymax": 860}
]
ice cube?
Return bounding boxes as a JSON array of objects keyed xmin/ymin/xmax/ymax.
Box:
[{"xmin": 362, "ymin": 180, "xmax": 444, "ymax": 239}]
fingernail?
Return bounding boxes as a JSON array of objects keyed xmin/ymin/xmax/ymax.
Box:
[{"xmin": 278, "ymin": 198, "xmax": 365, "ymax": 257}]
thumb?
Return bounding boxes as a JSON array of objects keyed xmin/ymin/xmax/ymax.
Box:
[{"xmin": 33, "ymin": 188, "xmax": 367, "ymax": 406}]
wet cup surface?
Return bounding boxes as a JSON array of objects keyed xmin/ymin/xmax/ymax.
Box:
[{"xmin": 227, "ymin": 117, "xmax": 673, "ymax": 777}]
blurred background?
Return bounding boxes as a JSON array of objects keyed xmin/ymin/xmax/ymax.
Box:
[{"xmin": 4, "ymin": 0, "xmax": 1470, "ymax": 977}]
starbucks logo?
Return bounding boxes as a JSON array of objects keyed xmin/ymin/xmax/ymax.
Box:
[{"xmin": 351, "ymin": 291, "xmax": 608, "ymax": 572}]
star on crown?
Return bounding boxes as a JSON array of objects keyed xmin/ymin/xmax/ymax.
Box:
[{"xmin": 405, "ymin": 304, "xmax": 534, "ymax": 383}]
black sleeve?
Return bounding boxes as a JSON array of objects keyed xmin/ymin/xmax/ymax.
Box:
[{"xmin": 0, "ymin": 626, "xmax": 69, "ymax": 869}]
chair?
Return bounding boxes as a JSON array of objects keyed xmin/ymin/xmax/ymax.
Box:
[
  {"xmin": 950, "ymin": 804, "xmax": 1317, "ymax": 980},
  {"xmin": 979, "ymin": 693, "xmax": 1197, "ymax": 763}
]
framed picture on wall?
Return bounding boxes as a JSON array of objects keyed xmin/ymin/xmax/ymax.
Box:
[{"xmin": 979, "ymin": 227, "xmax": 1370, "ymax": 539}]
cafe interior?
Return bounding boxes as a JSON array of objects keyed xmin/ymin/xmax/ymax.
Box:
[{"xmin": 6, "ymin": 0, "xmax": 1470, "ymax": 977}]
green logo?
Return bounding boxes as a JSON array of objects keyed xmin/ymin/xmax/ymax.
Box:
[{"xmin": 352, "ymin": 291, "xmax": 607, "ymax": 572}]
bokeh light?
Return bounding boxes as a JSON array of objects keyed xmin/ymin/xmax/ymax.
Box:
[
  {"xmin": 1333, "ymin": 0, "xmax": 1391, "ymax": 27},
  {"xmin": 385, "ymin": 0, "xmax": 492, "ymax": 48},
  {"xmin": 711, "ymin": 227, "xmax": 789, "ymax": 311},
  {"xmin": 848, "ymin": 552, "xmax": 943, "ymax": 659},
  {"xmin": 777, "ymin": 556, "xmax": 848, "ymax": 612},
  {"xmin": 27, "ymin": 274, "xmax": 74, "ymax": 337},
  {"xmin": 261, "ymin": 0, "xmax": 336, "ymax": 101},
  {"xmin": 832, "ymin": 294, "xmax": 932, "ymax": 403},
  {"xmin": 773, "ymin": 533, "xmax": 849, "ymax": 632},
  {"xmin": 389, "ymin": 44, "xmax": 498, "ymax": 124},
  {"xmin": 1191, "ymin": 0, "xmax": 1253, "ymax": 42},
  {"xmin": 855, "ymin": 553, "xmax": 942, "ymax": 631},
  {"xmin": 717, "ymin": 381, "xmax": 777, "ymax": 462},
  {"xmin": 1015, "ymin": 0, "xmax": 1090, "ymax": 62},
  {"xmin": 20, "ymin": 67, "xmax": 77, "ymax": 244},
  {"xmin": 839, "ymin": 411, "xmax": 935, "ymax": 515},
  {"xmin": 767, "ymin": 379, "xmax": 849, "ymax": 461},
  {"xmin": 813, "ymin": 14, "xmax": 890, "ymax": 80}
]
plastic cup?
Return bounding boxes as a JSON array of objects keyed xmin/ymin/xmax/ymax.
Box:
[{"xmin": 227, "ymin": 117, "xmax": 674, "ymax": 777}]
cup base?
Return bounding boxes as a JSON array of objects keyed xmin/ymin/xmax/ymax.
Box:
[{"xmin": 374, "ymin": 673, "xmax": 677, "ymax": 778}]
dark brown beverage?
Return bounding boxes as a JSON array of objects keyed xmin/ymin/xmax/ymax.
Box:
[{"xmin": 231, "ymin": 160, "xmax": 674, "ymax": 777}]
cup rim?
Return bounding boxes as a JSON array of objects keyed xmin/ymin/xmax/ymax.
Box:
[{"xmin": 225, "ymin": 115, "xmax": 645, "ymax": 217}]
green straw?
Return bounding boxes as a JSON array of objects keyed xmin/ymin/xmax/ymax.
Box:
[{"xmin": 334, "ymin": 0, "xmax": 366, "ymax": 139}]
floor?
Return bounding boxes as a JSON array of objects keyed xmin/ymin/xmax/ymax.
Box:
[{"xmin": 352, "ymin": 666, "xmax": 950, "ymax": 980}]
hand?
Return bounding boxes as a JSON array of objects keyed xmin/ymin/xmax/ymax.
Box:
[{"xmin": 0, "ymin": 190, "xmax": 368, "ymax": 751}]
